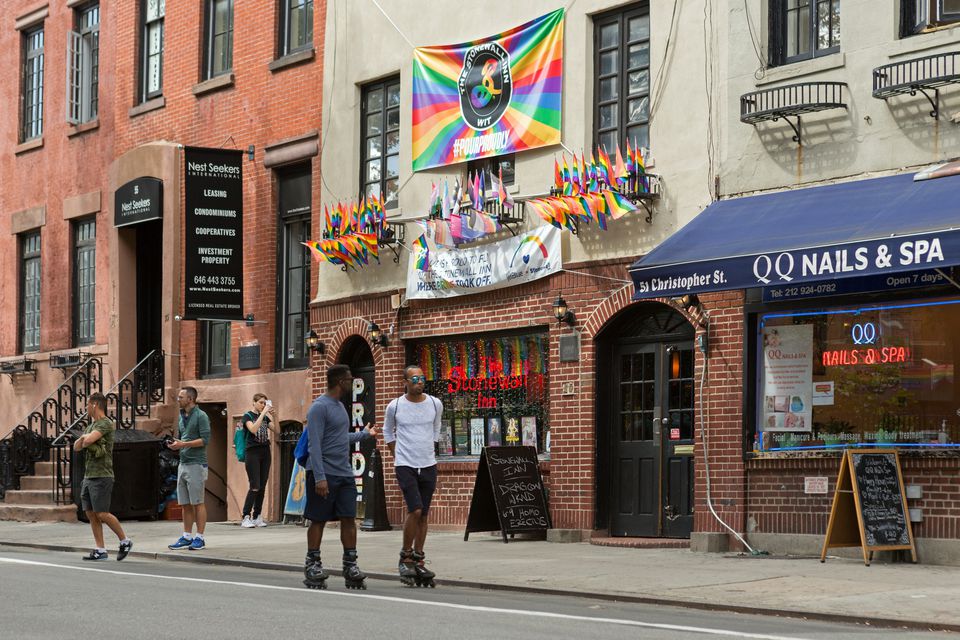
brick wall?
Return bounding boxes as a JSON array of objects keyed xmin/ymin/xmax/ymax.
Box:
[
  {"xmin": 747, "ymin": 455, "xmax": 960, "ymax": 540},
  {"xmin": 112, "ymin": 0, "xmax": 327, "ymax": 381},
  {"xmin": 0, "ymin": 1, "xmax": 117, "ymax": 357},
  {"xmin": 693, "ymin": 291, "xmax": 747, "ymax": 546},
  {"xmin": 309, "ymin": 260, "xmax": 706, "ymax": 530}
]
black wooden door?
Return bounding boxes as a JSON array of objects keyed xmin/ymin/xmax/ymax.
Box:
[
  {"xmin": 662, "ymin": 343, "xmax": 695, "ymax": 538},
  {"xmin": 610, "ymin": 341, "xmax": 695, "ymax": 537},
  {"xmin": 610, "ymin": 343, "xmax": 660, "ymax": 536}
]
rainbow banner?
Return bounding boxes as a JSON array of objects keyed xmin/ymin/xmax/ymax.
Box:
[
  {"xmin": 412, "ymin": 9, "xmax": 564, "ymax": 171},
  {"xmin": 406, "ymin": 224, "xmax": 561, "ymax": 299}
]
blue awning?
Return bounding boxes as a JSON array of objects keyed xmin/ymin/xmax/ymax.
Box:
[{"xmin": 630, "ymin": 172, "xmax": 960, "ymax": 300}]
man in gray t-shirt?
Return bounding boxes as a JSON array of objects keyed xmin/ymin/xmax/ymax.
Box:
[{"xmin": 383, "ymin": 365, "xmax": 442, "ymax": 587}]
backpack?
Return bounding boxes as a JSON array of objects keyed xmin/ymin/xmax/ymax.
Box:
[
  {"xmin": 294, "ymin": 428, "xmax": 310, "ymax": 467},
  {"xmin": 233, "ymin": 426, "xmax": 247, "ymax": 463}
]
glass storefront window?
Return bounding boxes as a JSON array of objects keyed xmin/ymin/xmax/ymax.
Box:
[
  {"xmin": 412, "ymin": 332, "xmax": 549, "ymax": 457},
  {"xmin": 755, "ymin": 296, "xmax": 960, "ymax": 451}
]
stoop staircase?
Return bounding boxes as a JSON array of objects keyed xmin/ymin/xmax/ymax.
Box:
[
  {"xmin": 0, "ymin": 351, "xmax": 166, "ymax": 522},
  {"xmin": 0, "ymin": 461, "xmax": 78, "ymax": 522}
]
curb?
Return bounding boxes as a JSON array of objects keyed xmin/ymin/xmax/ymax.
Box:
[{"xmin": 2, "ymin": 540, "xmax": 958, "ymax": 633}]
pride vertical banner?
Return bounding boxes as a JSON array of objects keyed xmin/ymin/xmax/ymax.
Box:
[{"xmin": 412, "ymin": 9, "xmax": 564, "ymax": 171}]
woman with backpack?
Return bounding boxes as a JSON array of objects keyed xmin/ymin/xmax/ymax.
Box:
[{"xmin": 240, "ymin": 393, "xmax": 276, "ymax": 528}]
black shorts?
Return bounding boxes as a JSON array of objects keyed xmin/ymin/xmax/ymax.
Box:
[
  {"xmin": 80, "ymin": 477, "xmax": 114, "ymax": 513},
  {"xmin": 304, "ymin": 472, "xmax": 357, "ymax": 522},
  {"xmin": 395, "ymin": 465, "xmax": 438, "ymax": 515}
]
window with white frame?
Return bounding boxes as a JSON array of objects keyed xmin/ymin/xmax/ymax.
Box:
[
  {"xmin": 204, "ymin": 0, "xmax": 234, "ymax": 79},
  {"xmin": 140, "ymin": 0, "xmax": 164, "ymax": 101},
  {"xmin": 20, "ymin": 26, "xmax": 44, "ymax": 142},
  {"xmin": 280, "ymin": 0, "xmax": 313, "ymax": 56},
  {"xmin": 902, "ymin": 0, "xmax": 960, "ymax": 35},
  {"xmin": 67, "ymin": 3, "xmax": 100, "ymax": 124},
  {"xmin": 73, "ymin": 219, "xmax": 96, "ymax": 347},
  {"xmin": 769, "ymin": 0, "xmax": 840, "ymax": 67},
  {"xmin": 20, "ymin": 232, "xmax": 41, "ymax": 354}
]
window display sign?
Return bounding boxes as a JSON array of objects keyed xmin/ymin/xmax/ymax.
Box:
[
  {"xmin": 754, "ymin": 296, "xmax": 960, "ymax": 451},
  {"xmin": 183, "ymin": 147, "xmax": 244, "ymax": 320},
  {"xmin": 761, "ymin": 325, "xmax": 813, "ymax": 432},
  {"xmin": 407, "ymin": 224, "xmax": 561, "ymax": 299},
  {"xmin": 411, "ymin": 9, "xmax": 563, "ymax": 171},
  {"xmin": 415, "ymin": 333, "xmax": 549, "ymax": 456}
]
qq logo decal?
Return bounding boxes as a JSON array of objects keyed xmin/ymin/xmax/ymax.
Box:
[{"xmin": 458, "ymin": 43, "xmax": 512, "ymax": 130}]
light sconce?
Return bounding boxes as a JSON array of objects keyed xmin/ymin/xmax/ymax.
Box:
[
  {"xmin": 552, "ymin": 295, "xmax": 576, "ymax": 327},
  {"xmin": 305, "ymin": 329, "xmax": 325, "ymax": 355},
  {"xmin": 368, "ymin": 322, "xmax": 389, "ymax": 348},
  {"xmin": 671, "ymin": 294, "xmax": 701, "ymax": 312},
  {"xmin": 247, "ymin": 145, "xmax": 255, "ymax": 161}
]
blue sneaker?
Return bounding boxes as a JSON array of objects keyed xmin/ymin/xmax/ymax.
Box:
[
  {"xmin": 189, "ymin": 537, "xmax": 206, "ymax": 551},
  {"xmin": 168, "ymin": 536, "xmax": 193, "ymax": 550}
]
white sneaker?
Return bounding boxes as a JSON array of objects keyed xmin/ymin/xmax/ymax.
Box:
[
  {"xmin": 240, "ymin": 516, "xmax": 255, "ymax": 528},
  {"xmin": 253, "ymin": 516, "xmax": 267, "ymax": 528}
]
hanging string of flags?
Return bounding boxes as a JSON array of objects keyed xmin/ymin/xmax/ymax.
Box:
[
  {"xmin": 526, "ymin": 141, "xmax": 648, "ymax": 232},
  {"xmin": 303, "ymin": 194, "xmax": 392, "ymax": 269}
]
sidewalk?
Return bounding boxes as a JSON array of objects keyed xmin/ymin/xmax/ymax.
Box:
[{"xmin": 1, "ymin": 519, "xmax": 958, "ymax": 631}]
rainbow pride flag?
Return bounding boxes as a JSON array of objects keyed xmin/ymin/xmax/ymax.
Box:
[{"xmin": 412, "ymin": 9, "xmax": 564, "ymax": 171}]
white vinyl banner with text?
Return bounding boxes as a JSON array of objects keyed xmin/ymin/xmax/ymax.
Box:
[{"xmin": 406, "ymin": 225, "xmax": 562, "ymax": 299}]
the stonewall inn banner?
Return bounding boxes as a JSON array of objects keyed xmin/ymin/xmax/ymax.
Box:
[
  {"xmin": 411, "ymin": 9, "xmax": 564, "ymax": 171},
  {"xmin": 407, "ymin": 225, "xmax": 561, "ymax": 299}
]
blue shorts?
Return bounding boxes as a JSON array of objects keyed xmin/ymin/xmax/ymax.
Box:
[
  {"xmin": 395, "ymin": 465, "xmax": 438, "ymax": 515},
  {"xmin": 304, "ymin": 472, "xmax": 357, "ymax": 522}
]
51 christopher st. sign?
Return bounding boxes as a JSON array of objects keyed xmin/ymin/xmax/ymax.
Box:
[{"xmin": 631, "ymin": 232, "xmax": 954, "ymax": 299}]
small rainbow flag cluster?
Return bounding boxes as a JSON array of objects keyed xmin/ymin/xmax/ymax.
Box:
[
  {"xmin": 303, "ymin": 195, "xmax": 390, "ymax": 269},
  {"xmin": 526, "ymin": 141, "xmax": 647, "ymax": 232},
  {"xmin": 554, "ymin": 140, "xmax": 647, "ymax": 195}
]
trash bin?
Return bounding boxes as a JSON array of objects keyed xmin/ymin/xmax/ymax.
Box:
[{"xmin": 73, "ymin": 429, "xmax": 162, "ymax": 522}]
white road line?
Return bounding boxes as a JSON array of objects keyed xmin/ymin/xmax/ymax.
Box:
[{"xmin": 0, "ymin": 556, "xmax": 812, "ymax": 640}]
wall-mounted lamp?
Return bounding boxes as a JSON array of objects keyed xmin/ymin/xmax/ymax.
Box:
[
  {"xmin": 671, "ymin": 294, "xmax": 700, "ymax": 312},
  {"xmin": 247, "ymin": 145, "xmax": 255, "ymax": 161},
  {"xmin": 552, "ymin": 295, "xmax": 576, "ymax": 327},
  {"xmin": 245, "ymin": 313, "xmax": 256, "ymax": 327},
  {"xmin": 368, "ymin": 322, "xmax": 389, "ymax": 347},
  {"xmin": 305, "ymin": 329, "xmax": 325, "ymax": 355}
]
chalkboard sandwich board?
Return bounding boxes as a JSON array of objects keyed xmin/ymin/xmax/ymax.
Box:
[
  {"xmin": 820, "ymin": 449, "xmax": 916, "ymax": 566},
  {"xmin": 464, "ymin": 446, "xmax": 551, "ymax": 543}
]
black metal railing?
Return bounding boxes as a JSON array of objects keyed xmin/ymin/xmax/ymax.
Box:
[
  {"xmin": 0, "ymin": 357, "xmax": 102, "ymax": 501},
  {"xmin": 873, "ymin": 51, "xmax": 960, "ymax": 119},
  {"xmin": 740, "ymin": 82, "xmax": 847, "ymax": 145},
  {"xmin": 740, "ymin": 81, "xmax": 848, "ymax": 123},
  {"xmin": 50, "ymin": 350, "xmax": 165, "ymax": 505}
]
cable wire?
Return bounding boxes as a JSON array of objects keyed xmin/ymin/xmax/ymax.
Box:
[{"xmin": 698, "ymin": 320, "xmax": 763, "ymax": 555}]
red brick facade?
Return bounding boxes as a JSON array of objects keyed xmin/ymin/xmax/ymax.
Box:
[
  {"xmin": 310, "ymin": 260, "xmax": 714, "ymax": 532},
  {"xmin": 113, "ymin": 0, "xmax": 327, "ymax": 382},
  {"xmin": 0, "ymin": 1, "xmax": 116, "ymax": 357}
]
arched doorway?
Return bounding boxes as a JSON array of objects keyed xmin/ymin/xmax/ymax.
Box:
[
  {"xmin": 337, "ymin": 336, "xmax": 376, "ymax": 518},
  {"xmin": 596, "ymin": 303, "xmax": 696, "ymax": 538}
]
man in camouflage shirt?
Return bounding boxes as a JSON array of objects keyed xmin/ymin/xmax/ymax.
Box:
[{"xmin": 73, "ymin": 392, "xmax": 132, "ymax": 561}]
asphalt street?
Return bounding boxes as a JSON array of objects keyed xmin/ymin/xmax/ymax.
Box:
[{"xmin": 0, "ymin": 547, "xmax": 953, "ymax": 640}]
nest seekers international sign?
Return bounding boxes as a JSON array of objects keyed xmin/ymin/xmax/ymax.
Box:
[
  {"xmin": 406, "ymin": 225, "xmax": 561, "ymax": 299},
  {"xmin": 411, "ymin": 9, "xmax": 563, "ymax": 171},
  {"xmin": 183, "ymin": 147, "xmax": 244, "ymax": 321}
]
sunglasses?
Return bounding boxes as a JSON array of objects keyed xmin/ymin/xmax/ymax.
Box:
[{"xmin": 408, "ymin": 375, "xmax": 426, "ymax": 383}]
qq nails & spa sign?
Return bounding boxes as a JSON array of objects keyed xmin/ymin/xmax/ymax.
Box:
[
  {"xmin": 632, "ymin": 232, "xmax": 956, "ymax": 299},
  {"xmin": 183, "ymin": 147, "xmax": 244, "ymax": 321}
]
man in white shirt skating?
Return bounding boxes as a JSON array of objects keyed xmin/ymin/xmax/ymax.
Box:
[{"xmin": 383, "ymin": 365, "xmax": 442, "ymax": 587}]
